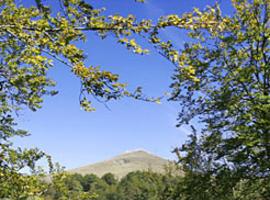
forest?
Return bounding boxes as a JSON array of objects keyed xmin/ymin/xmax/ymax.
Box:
[{"xmin": 18, "ymin": 169, "xmax": 268, "ymax": 200}]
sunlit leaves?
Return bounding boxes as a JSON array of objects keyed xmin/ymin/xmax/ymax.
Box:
[
  {"xmin": 151, "ymin": 1, "xmax": 270, "ymax": 195},
  {"xmin": 0, "ymin": 0, "xmax": 154, "ymax": 198},
  {"xmin": 0, "ymin": 0, "xmax": 154, "ymax": 113},
  {"xmin": 119, "ymin": 38, "xmax": 149, "ymax": 54}
]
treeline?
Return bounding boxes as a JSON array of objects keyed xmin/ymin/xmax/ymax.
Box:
[
  {"xmin": 43, "ymin": 169, "xmax": 269, "ymax": 200},
  {"xmin": 44, "ymin": 171, "xmax": 181, "ymax": 200}
]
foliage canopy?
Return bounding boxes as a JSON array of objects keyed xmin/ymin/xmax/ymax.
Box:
[
  {"xmin": 148, "ymin": 0, "xmax": 270, "ymax": 198},
  {"xmin": 0, "ymin": 0, "xmax": 153, "ymax": 198}
]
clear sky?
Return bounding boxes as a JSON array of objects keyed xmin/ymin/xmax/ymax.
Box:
[{"xmin": 14, "ymin": 0, "xmax": 231, "ymax": 170}]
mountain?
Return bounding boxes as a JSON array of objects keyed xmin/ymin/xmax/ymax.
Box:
[{"xmin": 68, "ymin": 150, "xmax": 172, "ymax": 179}]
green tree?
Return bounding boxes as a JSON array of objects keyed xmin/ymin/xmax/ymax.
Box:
[
  {"xmin": 118, "ymin": 171, "xmax": 163, "ymax": 200},
  {"xmin": 0, "ymin": 0, "xmax": 153, "ymax": 198},
  {"xmin": 45, "ymin": 170, "xmax": 97, "ymax": 200},
  {"xmin": 101, "ymin": 173, "xmax": 117, "ymax": 186},
  {"xmin": 149, "ymin": 0, "xmax": 270, "ymax": 198},
  {"xmin": 156, "ymin": 173, "xmax": 182, "ymax": 200}
]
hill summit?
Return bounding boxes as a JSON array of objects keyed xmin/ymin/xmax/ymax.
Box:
[{"xmin": 68, "ymin": 150, "xmax": 171, "ymax": 179}]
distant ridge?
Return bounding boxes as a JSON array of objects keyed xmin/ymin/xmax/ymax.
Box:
[{"xmin": 68, "ymin": 150, "xmax": 171, "ymax": 179}]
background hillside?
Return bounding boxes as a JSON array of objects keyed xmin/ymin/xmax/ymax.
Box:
[{"xmin": 68, "ymin": 150, "xmax": 171, "ymax": 178}]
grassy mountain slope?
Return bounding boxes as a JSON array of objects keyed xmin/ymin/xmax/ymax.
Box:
[{"xmin": 68, "ymin": 150, "xmax": 171, "ymax": 179}]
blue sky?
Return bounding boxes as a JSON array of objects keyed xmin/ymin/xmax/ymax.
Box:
[{"xmin": 14, "ymin": 0, "xmax": 231, "ymax": 170}]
